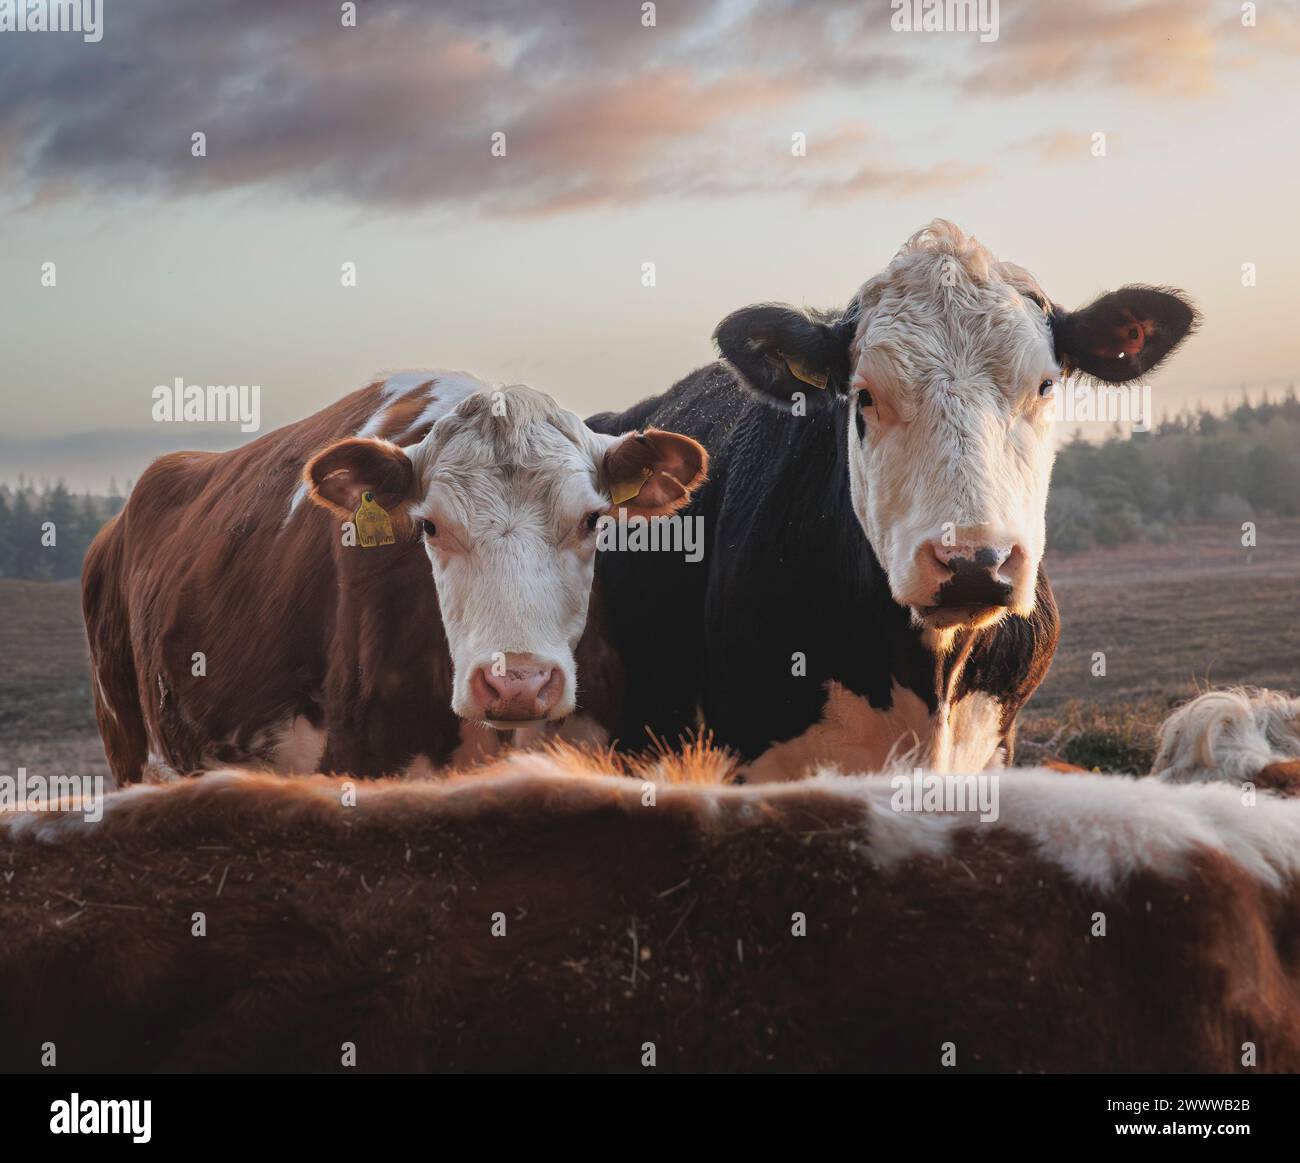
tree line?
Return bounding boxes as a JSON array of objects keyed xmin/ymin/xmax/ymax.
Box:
[
  {"xmin": 0, "ymin": 480, "xmax": 126, "ymax": 580},
  {"xmin": 1, "ymin": 389, "xmax": 1297, "ymax": 577},
  {"xmin": 1048, "ymin": 389, "xmax": 1300, "ymax": 552}
]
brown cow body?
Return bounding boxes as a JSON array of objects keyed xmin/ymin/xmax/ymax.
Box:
[
  {"xmin": 4, "ymin": 752, "xmax": 1300, "ymax": 1073},
  {"xmin": 82, "ymin": 373, "xmax": 628, "ymax": 785}
]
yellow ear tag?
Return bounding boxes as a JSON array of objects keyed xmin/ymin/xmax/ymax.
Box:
[
  {"xmin": 780, "ymin": 352, "xmax": 828, "ymax": 390},
  {"xmin": 610, "ymin": 467, "xmax": 652, "ymax": 506},
  {"xmin": 353, "ymin": 490, "xmax": 396, "ymax": 548}
]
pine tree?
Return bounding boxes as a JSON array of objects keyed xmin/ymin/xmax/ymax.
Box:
[
  {"xmin": 43, "ymin": 481, "xmax": 80, "ymax": 579},
  {"xmin": 10, "ymin": 491, "xmax": 40, "ymax": 579},
  {"xmin": 0, "ymin": 495, "xmax": 14, "ymax": 577}
]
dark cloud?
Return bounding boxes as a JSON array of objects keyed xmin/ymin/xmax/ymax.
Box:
[
  {"xmin": 0, "ymin": 0, "xmax": 943, "ymax": 214},
  {"xmin": 3, "ymin": 0, "xmax": 1268, "ymax": 216}
]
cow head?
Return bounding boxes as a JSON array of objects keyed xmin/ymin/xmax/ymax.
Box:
[
  {"xmin": 716, "ymin": 220, "xmax": 1196, "ymax": 635},
  {"xmin": 307, "ymin": 386, "xmax": 706, "ymax": 726}
]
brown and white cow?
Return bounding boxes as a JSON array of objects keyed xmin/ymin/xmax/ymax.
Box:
[
  {"xmin": 1155, "ymin": 686, "xmax": 1300, "ymax": 794},
  {"xmin": 82, "ymin": 372, "xmax": 706, "ymax": 783},
  {"xmin": 5, "ymin": 744, "xmax": 1300, "ymax": 1072}
]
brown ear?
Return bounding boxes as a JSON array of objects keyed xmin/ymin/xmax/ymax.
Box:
[
  {"xmin": 305, "ymin": 438, "xmax": 416, "ymax": 517},
  {"xmin": 603, "ymin": 428, "xmax": 707, "ymax": 516}
]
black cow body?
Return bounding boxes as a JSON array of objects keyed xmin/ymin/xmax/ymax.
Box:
[
  {"xmin": 588, "ymin": 364, "xmax": 1059, "ymax": 773},
  {"xmin": 589, "ymin": 223, "xmax": 1195, "ymax": 777}
]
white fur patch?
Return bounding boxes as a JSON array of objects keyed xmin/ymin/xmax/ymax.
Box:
[
  {"xmin": 1154, "ymin": 687, "xmax": 1300, "ymax": 785},
  {"xmin": 358, "ymin": 370, "xmax": 484, "ymax": 438},
  {"xmin": 272, "ymin": 716, "xmax": 327, "ymax": 774},
  {"xmin": 285, "ymin": 371, "xmax": 489, "ymax": 523},
  {"xmin": 401, "ymin": 753, "xmax": 439, "ymax": 781},
  {"xmin": 987, "ymin": 768, "xmax": 1300, "ymax": 892},
  {"xmin": 92, "ymin": 668, "xmax": 117, "ymax": 724},
  {"xmin": 8, "ymin": 764, "xmax": 1299, "ymax": 897}
]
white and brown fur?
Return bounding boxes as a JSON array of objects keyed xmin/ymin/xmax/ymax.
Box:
[
  {"xmin": 82, "ymin": 372, "xmax": 705, "ymax": 784},
  {"xmin": 5, "ymin": 712, "xmax": 1300, "ymax": 1072},
  {"xmin": 1156, "ymin": 686, "xmax": 1300, "ymax": 795}
]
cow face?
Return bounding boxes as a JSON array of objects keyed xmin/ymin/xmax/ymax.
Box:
[
  {"xmin": 716, "ymin": 220, "xmax": 1196, "ymax": 635},
  {"xmin": 308, "ymin": 387, "xmax": 705, "ymax": 727}
]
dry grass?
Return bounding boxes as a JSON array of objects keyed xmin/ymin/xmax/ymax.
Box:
[
  {"xmin": 1033, "ymin": 520, "xmax": 1300, "ymax": 705},
  {"xmin": 0, "ymin": 580, "xmax": 108, "ymax": 779},
  {"xmin": 1019, "ymin": 519, "xmax": 1300, "ymax": 769},
  {"xmin": 443, "ymin": 730, "xmax": 740, "ymax": 785}
]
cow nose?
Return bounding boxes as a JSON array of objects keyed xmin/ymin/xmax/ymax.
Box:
[
  {"xmin": 931, "ymin": 542, "xmax": 1012, "ymax": 573},
  {"xmin": 482, "ymin": 667, "xmax": 550, "ymax": 704},
  {"xmin": 469, "ymin": 653, "xmax": 564, "ymax": 723},
  {"xmin": 925, "ymin": 540, "xmax": 1017, "ymax": 607}
]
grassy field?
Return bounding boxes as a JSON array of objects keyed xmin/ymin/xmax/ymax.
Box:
[
  {"xmin": 0, "ymin": 580, "xmax": 109, "ymax": 779},
  {"xmin": 1, "ymin": 520, "xmax": 1296, "ymax": 780},
  {"xmin": 1018, "ymin": 518, "xmax": 1300, "ymax": 770}
]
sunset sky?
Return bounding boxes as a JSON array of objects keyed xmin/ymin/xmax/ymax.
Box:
[{"xmin": 1, "ymin": 0, "xmax": 1297, "ymax": 488}]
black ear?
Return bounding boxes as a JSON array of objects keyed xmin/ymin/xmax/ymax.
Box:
[
  {"xmin": 1052, "ymin": 286, "xmax": 1198, "ymax": 384},
  {"xmin": 714, "ymin": 303, "xmax": 856, "ymax": 401}
]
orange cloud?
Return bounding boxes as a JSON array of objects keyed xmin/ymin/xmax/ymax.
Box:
[{"xmin": 962, "ymin": 0, "xmax": 1219, "ymax": 98}]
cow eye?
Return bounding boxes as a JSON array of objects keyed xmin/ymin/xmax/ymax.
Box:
[
  {"xmin": 421, "ymin": 519, "xmax": 437, "ymax": 538},
  {"xmin": 1038, "ymin": 378, "xmax": 1055, "ymax": 398},
  {"xmin": 584, "ymin": 510, "xmax": 603, "ymax": 533},
  {"xmin": 858, "ymin": 388, "xmax": 874, "ymax": 408}
]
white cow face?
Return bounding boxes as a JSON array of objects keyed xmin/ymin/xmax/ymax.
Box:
[
  {"xmin": 715, "ymin": 219, "xmax": 1197, "ymax": 636},
  {"xmin": 309, "ymin": 386, "xmax": 706, "ymax": 726},
  {"xmin": 844, "ymin": 242, "xmax": 1060, "ymax": 628}
]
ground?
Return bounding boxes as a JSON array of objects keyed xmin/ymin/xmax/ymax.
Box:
[
  {"xmin": 1019, "ymin": 519, "xmax": 1300, "ymax": 771},
  {"xmin": 1, "ymin": 519, "xmax": 1296, "ymax": 779},
  {"xmin": 0, "ymin": 579, "xmax": 108, "ymax": 779}
]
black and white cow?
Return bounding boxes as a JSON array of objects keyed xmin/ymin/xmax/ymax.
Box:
[{"xmin": 589, "ymin": 221, "xmax": 1197, "ymax": 779}]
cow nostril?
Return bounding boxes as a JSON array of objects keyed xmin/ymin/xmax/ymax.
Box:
[
  {"xmin": 929, "ymin": 542, "xmax": 954, "ymax": 572},
  {"xmin": 536, "ymin": 668, "xmax": 562, "ymax": 708},
  {"xmin": 973, "ymin": 547, "xmax": 1000, "ymax": 569},
  {"xmin": 473, "ymin": 667, "xmax": 508, "ymax": 703}
]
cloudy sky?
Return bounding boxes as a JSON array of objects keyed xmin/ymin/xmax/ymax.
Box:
[{"xmin": 1, "ymin": 0, "xmax": 1297, "ymax": 488}]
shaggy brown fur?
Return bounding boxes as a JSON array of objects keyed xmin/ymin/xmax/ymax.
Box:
[
  {"xmin": 1259, "ymin": 760, "xmax": 1300, "ymax": 795},
  {"xmin": 80, "ymin": 377, "xmax": 632, "ymax": 784},
  {"xmin": 4, "ymin": 756, "xmax": 1300, "ymax": 1074}
]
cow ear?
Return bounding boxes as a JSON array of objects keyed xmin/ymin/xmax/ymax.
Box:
[
  {"xmin": 305, "ymin": 437, "xmax": 416, "ymax": 517},
  {"xmin": 1053, "ymin": 286, "xmax": 1198, "ymax": 384},
  {"xmin": 714, "ymin": 303, "xmax": 854, "ymax": 402},
  {"xmin": 603, "ymin": 428, "xmax": 708, "ymax": 516}
]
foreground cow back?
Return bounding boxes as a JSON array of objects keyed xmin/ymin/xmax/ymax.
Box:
[
  {"xmin": 4, "ymin": 755, "xmax": 1299, "ymax": 1072},
  {"xmin": 83, "ymin": 372, "xmax": 705, "ymax": 783}
]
